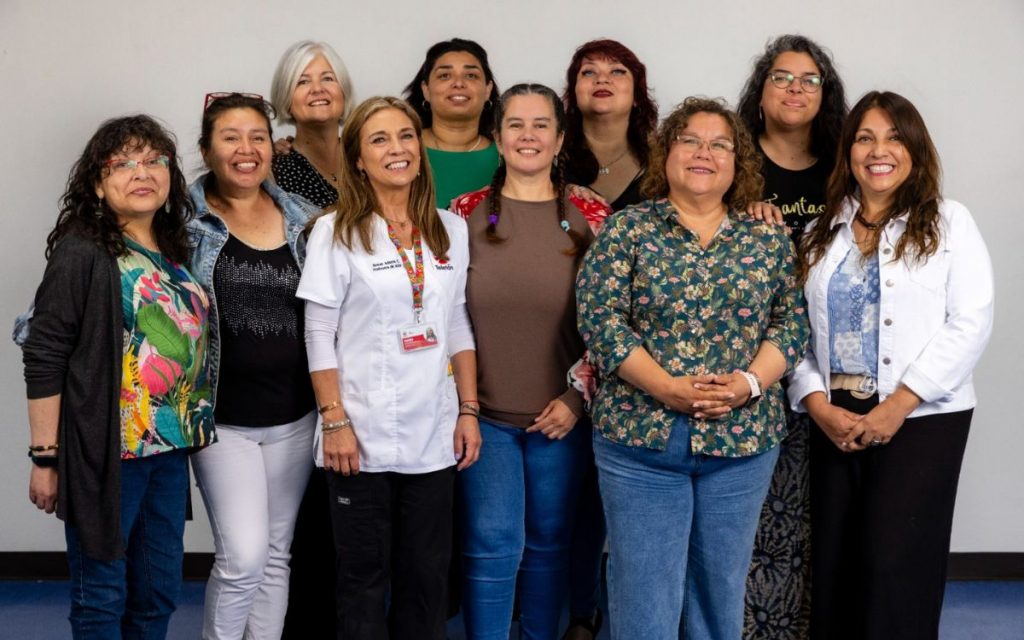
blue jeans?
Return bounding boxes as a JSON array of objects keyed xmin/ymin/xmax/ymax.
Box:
[
  {"xmin": 459, "ymin": 418, "xmax": 588, "ymax": 640},
  {"xmin": 594, "ymin": 416, "xmax": 779, "ymax": 640},
  {"xmin": 65, "ymin": 449, "xmax": 189, "ymax": 640}
]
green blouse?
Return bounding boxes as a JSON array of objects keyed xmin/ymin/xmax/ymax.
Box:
[
  {"xmin": 576, "ymin": 198, "xmax": 808, "ymax": 457},
  {"xmin": 426, "ymin": 144, "xmax": 500, "ymax": 209}
]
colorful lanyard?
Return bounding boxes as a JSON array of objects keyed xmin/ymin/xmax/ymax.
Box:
[{"xmin": 386, "ymin": 223, "xmax": 424, "ymax": 322}]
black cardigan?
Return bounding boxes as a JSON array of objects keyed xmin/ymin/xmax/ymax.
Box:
[{"xmin": 23, "ymin": 231, "xmax": 124, "ymax": 562}]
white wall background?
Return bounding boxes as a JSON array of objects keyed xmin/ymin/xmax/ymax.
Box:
[{"xmin": 1, "ymin": 0, "xmax": 1021, "ymax": 554}]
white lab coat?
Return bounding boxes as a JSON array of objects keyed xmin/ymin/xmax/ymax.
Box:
[{"xmin": 297, "ymin": 210, "xmax": 474, "ymax": 473}]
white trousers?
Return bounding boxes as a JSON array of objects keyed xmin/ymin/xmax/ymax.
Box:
[{"xmin": 192, "ymin": 412, "xmax": 315, "ymax": 640}]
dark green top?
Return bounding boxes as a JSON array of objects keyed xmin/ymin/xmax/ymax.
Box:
[
  {"xmin": 426, "ymin": 144, "xmax": 500, "ymax": 209},
  {"xmin": 576, "ymin": 198, "xmax": 808, "ymax": 456}
]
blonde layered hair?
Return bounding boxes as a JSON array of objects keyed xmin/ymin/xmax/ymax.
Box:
[{"xmin": 331, "ymin": 96, "xmax": 449, "ymax": 259}]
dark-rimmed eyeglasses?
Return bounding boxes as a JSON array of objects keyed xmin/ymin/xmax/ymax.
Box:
[{"xmin": 767, "ymin": 71, "xmax": 823, "ymax": 93}]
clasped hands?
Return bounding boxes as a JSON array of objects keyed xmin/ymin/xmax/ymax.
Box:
[
  {"xmin": 805, "ymin": 392, "xmax": 912, "ymax": 452},
  {"xmin": 655, "ymin": 372, "xmax": 753, "ymax": 420}
]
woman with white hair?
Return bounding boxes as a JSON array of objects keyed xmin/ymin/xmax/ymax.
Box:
[
  {"xmin": 270, "ymin": 40, "xmax": 354, "ymax": 208},
  {"xmin": 268, "ymin": 40, "xmax": 354, "ymax": 639}
]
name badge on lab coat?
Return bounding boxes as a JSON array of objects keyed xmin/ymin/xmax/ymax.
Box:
[{"xmin": 399, "ymin": 323, "xmax": 439, "ymax": 352}]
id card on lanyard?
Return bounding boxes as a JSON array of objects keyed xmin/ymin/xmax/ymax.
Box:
[{"xmin": 388, "ymin": 223, "xmax": 439, "ymax": 353}]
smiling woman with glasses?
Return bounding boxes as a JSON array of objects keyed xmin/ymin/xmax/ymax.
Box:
[
  {"xmin": 22, "ymin": 114, "xmax": 214, "ymax": 639},
  {"xmin": 736, "ymin": 34, "xmax": 849, "ymax": 640},
  {"xmin": 576, "ymin": 96, "xmax": 808, "ymax": 639}
]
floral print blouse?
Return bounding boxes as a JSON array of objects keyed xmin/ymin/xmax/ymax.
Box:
[
  {"xmin": 576, "ymin": 198, "xmax": 808, "ymax": 456},
  {"xmin": 118, "ymin": 239, "xmax": 215, "ymax": 458}
]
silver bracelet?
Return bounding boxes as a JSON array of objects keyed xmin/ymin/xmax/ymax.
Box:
[{"xmin": 321, "ymin": 418, "xmax": 352, "ymax": 434}]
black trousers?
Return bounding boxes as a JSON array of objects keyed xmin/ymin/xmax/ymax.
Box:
[
  {"xmin": 282, "ymin": 468, "xmax": 336, "ymax": 639},
  {"xmin": 809, "ymin": 390, "xmax": 972, "ymax": 640},
  {"xmin": 328, "ymin": 466, "xmax": 456, "ymax": 640}
]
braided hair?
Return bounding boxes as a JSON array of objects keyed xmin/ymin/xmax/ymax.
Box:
[{"xmin": 486, "ymin": 83, "xmax": 588, "ymax": 256}]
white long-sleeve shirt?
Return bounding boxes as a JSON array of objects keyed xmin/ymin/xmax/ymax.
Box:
[
  {"xmin": 788, "ymin": 198, "xmax": 993, "ymax": 417},
  {"xmin": 298, "ymin": 210, "xmax": 475, "ymax": 473}
]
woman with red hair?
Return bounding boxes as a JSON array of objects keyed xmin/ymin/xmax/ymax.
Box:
[{"xmin": 560, "ymin": 38, "xmax": 658, "ymax": 639}]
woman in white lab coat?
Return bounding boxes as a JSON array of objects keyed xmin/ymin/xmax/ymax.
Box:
[{"xmin": 296, "ymin": 96, "xmax": 481, "ymax": 640}]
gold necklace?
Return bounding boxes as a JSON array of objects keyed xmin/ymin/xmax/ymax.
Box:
[
  {"xmin": 428, "ymin": 130, "xmax": 483, "ymax": 152},
  {"xmin": 382, "ymin": 215, "xmax": 412, "ymax": 228}
]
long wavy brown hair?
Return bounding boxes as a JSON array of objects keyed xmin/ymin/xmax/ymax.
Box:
[
  {"xmin": 641, "ymin": 97, "xmax": 763, "ymax": 210},
  {"xmin": 799, "ymin": 91, "xmax": 941, "ymax": 280},
  {"xmin": 330, "ymin": 96, "xmax": 449, "ymax": 259}
]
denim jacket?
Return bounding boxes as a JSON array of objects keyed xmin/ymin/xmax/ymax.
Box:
[{"xmin": 187, "ymin": 175, "xmax": 322, "ymax": 398}]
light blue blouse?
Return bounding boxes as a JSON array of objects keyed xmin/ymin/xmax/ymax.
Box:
[{"xmin": 827, "ymin": 246, "xmax": 880, "ymax": 379}]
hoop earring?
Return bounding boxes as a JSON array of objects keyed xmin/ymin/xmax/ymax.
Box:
[
  {"xmin": 484, "ymin": 99, "xmax": 493, "ymax": 110},
  {"xmin": 422, "ymin": 99, "xmax": 431, "ymax": 111}
]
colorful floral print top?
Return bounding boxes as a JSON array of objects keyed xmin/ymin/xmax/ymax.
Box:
[
  {"xmin": 576, "ymin": 198, "xmax": 808, "ymax": 456},
  {"xmin": 118, "ymin": 238, "xmax": 215, "ymax": 458}
]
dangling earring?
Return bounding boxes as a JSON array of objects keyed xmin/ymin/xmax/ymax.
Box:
[
  {"xmin": 164, "ymin": 200, "xmax": 171, "ymax": 214},
  {"xmin": 95, "ymin": 197, "xmax": 105, "ymax": 218},
  {"xmin": 759, "ymin": 106, "xmax": 764, "ymax": 122}
]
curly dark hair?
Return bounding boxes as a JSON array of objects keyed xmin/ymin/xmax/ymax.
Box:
[
  {"xmin": 799, "ymin": 91, "xmax": 942, "ymax": 280},
  {"xmin": 642, "ymin": 97, "xmax": 764, "ymax": 210},
  {"xmin": 402, "ymin": 38, "xmax": 501, "ymax": 137},
  {"xmin": 737, "ymin": 34, "xmax": 847, "ymax": 171},
  {"xmin": 46, "ymin": 115, "xmax": 193, "ymax": 263},
  {"xmin": 484, "ymin": 83, "xmax": 587, "ymax": 256},
  {"xmin": 562, "ymin": 39, "xmax": 658, "ymax": 186}
]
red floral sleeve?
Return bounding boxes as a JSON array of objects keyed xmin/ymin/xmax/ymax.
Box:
[
  {"xmin": 568, "ymin": 192, "xmax": 612, "ymax": 236},
  {"xmin": 449, "ymin": 186, "xmax": 492, "ymax": 220}
]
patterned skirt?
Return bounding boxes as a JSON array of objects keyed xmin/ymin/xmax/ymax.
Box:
[{"xmin": 744, "ymin": 410, "xmax": 812, "ymax": 639}]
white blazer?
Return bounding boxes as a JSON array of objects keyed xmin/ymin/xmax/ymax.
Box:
[
  {"xmin": 788, "ymin": 198, "xmax": 993, "ymax": 417},
  {"xmin": 297, "ymin": 210, "xmax": 474, "ymax": 473}
]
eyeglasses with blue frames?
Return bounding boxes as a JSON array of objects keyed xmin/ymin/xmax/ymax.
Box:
[
  {"xmin": 103, "ymin": 154, "xmax": 171, "ymax": 174},
  {"xmin": 672, "ymin": 135, "xmax": 735, "ymax": 157},
  {"xmin": 767, "ymin": 71, "xmax": 823, "ymax": 93}
]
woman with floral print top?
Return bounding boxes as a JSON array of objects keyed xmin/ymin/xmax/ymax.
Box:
[
  {"xmin": 575, "ymin": 97, "xmax": 807, "ymax": 640},
  {"xmin": 23, "ymin": 115, "xmax": 214, "ymax": 638}
]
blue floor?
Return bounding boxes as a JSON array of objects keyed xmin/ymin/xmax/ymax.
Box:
[{"xmin": 1, "ymin": 579, "xmax": 1021, "ymax": 639}]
